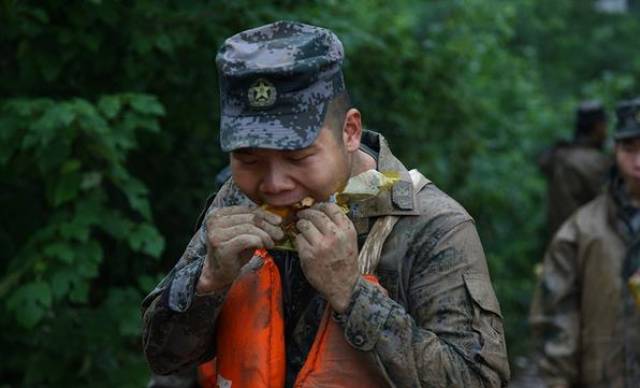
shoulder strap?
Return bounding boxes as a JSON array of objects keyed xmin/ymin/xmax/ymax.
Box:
[{"xmin": 358, "ymin": 169, "xmax": 429, "ymax": 274}]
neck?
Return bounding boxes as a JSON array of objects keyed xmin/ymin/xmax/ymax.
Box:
[{"xmin": 350, "ymin": 149, "xmax": 377, "ymax": 177}]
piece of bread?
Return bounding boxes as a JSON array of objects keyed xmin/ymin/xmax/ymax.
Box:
[{"xmin": 262, "ymin": 197, "xmax": 315, "ymax": 250}]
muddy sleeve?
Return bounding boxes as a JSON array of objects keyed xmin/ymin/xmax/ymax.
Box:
[
  {"xmin": 141, "ymin": 186, "xmax": 233, "ymax": 375},
  {"xmin": 339, "ymin": 220, "xmax": 510, "ymax": 387},
  {"xmin": 530, "ymin": 227, "xmax": 580, "ymax": 387}
]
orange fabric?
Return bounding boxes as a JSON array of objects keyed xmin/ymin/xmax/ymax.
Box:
[
  {"xmin": 294, "ymin": 274, "xmax": 386, "ymax": 387},
  {"xmin": 197, "ymin": 359, "xmax": 216, "ymax": 388},
  {"xmin": 200, "ymin": 249, "xmax": 387, "ymax": 388},
  {"xmin": 213, "ymin": 249, "xmax": 285, "ymax": 388},
  {"xmin": 294, "ymin": 303, "xmax": 385, "ymax": 387}
]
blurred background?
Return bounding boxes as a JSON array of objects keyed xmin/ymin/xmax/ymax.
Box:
[{"xmin": 1, "ymin": 0, "xmax": 639, "ymax": 386}]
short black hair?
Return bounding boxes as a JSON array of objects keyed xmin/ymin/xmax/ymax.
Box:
[{"xmin": 323, "ymin": 92, "xmax": 352, "ymax": 140}]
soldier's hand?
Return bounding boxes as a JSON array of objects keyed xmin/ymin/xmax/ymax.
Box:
[
  {"xmin": 197, "ymin": 206, "xmax": 283, "ymax": 293},
  {"xmin": 295, "ymin": 203, "xmax": 359, "ymax": 313}
]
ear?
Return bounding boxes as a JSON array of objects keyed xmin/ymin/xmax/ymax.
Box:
[{"xmin": 342, "ymin": 108, "xmax": 362, "ymax": 153}]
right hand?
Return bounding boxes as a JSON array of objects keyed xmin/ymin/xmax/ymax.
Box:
[{"xmin": 197, "ymin": 205, "xmax": 283, "ymax": 293}]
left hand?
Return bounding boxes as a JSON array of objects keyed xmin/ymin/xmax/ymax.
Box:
[{"xmin": 295, "ymin": 203, "xmax": 360, "ymax": 313}]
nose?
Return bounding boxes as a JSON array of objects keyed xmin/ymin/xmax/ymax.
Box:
[{"xmin": 259, "ymin": 164, "xmax": 295, "ymax": 195}]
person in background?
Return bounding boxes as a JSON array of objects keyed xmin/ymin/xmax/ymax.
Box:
[
  {"xmin": 538, "ymin": 101, "xmax": 611, "ymax": 237},
  {"xmin": 530, "ymin": 98, "xmax": 640, "ymax": 388}
]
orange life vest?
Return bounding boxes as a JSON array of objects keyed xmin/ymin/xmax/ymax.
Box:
[{"xmin": 198, "ymin": 249, "xmax": 388, "ymax": 388}]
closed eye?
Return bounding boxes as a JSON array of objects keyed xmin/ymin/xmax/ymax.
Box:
[
  {"xmin": 233, "ymin": 154, "xmax": 259, "ymax": 165},
  {"xmin": 288, "ymin": 154, "xmax": 311, "ymax": 162}
]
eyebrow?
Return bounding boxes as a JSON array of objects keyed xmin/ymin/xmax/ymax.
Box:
[{"xmin": 233, "ymin": 149, "xmax": 255, "ymax": 155}]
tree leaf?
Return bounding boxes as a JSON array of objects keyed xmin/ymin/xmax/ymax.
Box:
[
  {"xmin": 51, "ymin": 172, "xmax": 82, "ymax": 206},
  {"xmin": 128, "ymin": 223, "xmax": 165, "ymax": 258},
  {"xmin": 129, "ymin": 95, "xmax": 165, "ymax": 116},
  {"xmin": 44, "ymin": 242, "xmax": 75, "ymax": 264},
  {"xmin": 98, "ymin": 96, "xmax": 122, "ymax": 119},
  {"xmin": 6, "ymin": 281, "xmax": 52, "ymax": 329}
]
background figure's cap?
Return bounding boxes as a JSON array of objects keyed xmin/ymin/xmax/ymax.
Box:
[
  {"xmin": 576, "ymin": 100, "xmax": 606, "ymax": 126},
  {"xmin": 614, "ymin": 98, "xmax": 640, "ymax": 141},
  {"xmin": 574, "ymin": 100, "xmax": 607, "ymax": 139},
  {"xmin": 216, "ymin": 21, "xmax": 346, "ymax": 152}
]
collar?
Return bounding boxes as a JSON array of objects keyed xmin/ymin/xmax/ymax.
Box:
[
  {"xmin": 608, "ymin": 171, "xmax": 640, "ymax": 242},
  {"xmin": 221, "ymin": 130, "xmax": 420, "ymax": 234},
  {"xmin": 350, "ymin": 130, "xmax": 419, "ymax": 219}
]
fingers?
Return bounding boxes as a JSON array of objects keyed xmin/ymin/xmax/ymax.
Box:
[
  {"xmin": 219, "ymin": 234, "xmax": 266, "ymax": 259},
  {"xmin": 209, "ymin": 206, "xmax": 281, "ymax": 224},
  {"xmin": 254, "ymin": 208, "xmax": 283, "ymax": 225},
  {"xmin": 213, "ymin": 214, "xmax": 283, "ymax": 241},
  {"xmin": 297, "ymin": 208, "xmax": 334, "ymax": 235},
  {"xmin": 297, "ymin": 203, "xmax": 351, "ymax": 238},
  {"xmin": 212, "ymin": 224, "xmax": 275, "ymax": 249},
  {"xmin": 314, "ymin": 202, "xmax": 350, "ymax": 227},
  {"xmin": 213, "ymin": 205, "xmax": 254, "ymax": 217},
  {"xmin": 294, "ymin": 233, "xmax": 313, "ymax": 262},
  {"xmin": 207, "ymin": 206, "xmax": 284, "ymax": 242},
  {"xmin": 253, "ymin": 208, "xmax": 284, "ymax": 240},
  {"xmin": 210, "ymin": 207, "xmax": 281, "ymax": 226},
  {"xmin": 296, "ymin": 218, "xmax": 323, "ymax": 243}
]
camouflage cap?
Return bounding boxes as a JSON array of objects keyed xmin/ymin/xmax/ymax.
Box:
[
  {"xmin": 614, "ymin": 98, "xmax": 640, "ymax": 141},
  {"xmin": 216, "ymin": 21, "xmax": 346, "ymax": 152}
]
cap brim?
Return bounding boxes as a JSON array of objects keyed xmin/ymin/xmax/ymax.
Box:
[
  {"xmin": 614, "ymin": 127, "xmax": 640, "ymax": 141},
  {"xmin": 220, "ymin": 101, "xmax": 328, "ymax": 152}
]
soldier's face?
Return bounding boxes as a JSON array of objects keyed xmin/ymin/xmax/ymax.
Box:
[
  {"xmin": 230, "ymin": 118, "xmax": 361, "ymax": 206},
  {"xmin": 616, "ymin": 137, "xmax": 640, "ymax": 199}
]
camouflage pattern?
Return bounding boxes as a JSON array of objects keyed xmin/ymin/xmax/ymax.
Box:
[
  {"xmin": 538, "ymin": 141, "xmax": 610, "ymax": 236},
  {"xmin": 530, "ymin": 175, "xmax": 640, "ymax": 388},
  {"xmin": 615, "ymin": 98, "xmax": 640, "ymax": 141},
  {"xmin": 217, "ymin": 21, "xmax": 346, "ymax": 152},
  {"xmin": 141, "ymin": 131, "xmax": 510, "ymax": 387}
]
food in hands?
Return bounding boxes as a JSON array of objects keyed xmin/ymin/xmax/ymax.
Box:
[{"xmin": 262, "ymin": 170, "xmax": 400, "ymax": 251}]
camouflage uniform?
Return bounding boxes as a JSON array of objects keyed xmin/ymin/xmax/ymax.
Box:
[
  {"xmin": 142, "ymin": 21, "xmax": 510, "ymax": 387},
  {"xmin": 531, "ymin": 100, "xmax": 640, "ymax": 388},
  {"xmin": 142, "ymin": 131, "xmax": 510, "ymax": 387},
  {"xmin": 538, "ymin": 141, "xmax": 610, "ymax": 236},
  {"xmin": 530, "ymin": 176, "xmax": 640, "ymax": 388}
]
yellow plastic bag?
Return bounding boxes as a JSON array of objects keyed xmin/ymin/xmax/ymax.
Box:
[{"xmin": 335, "ymin": 170, "xmax": 400, "ymax": 207}]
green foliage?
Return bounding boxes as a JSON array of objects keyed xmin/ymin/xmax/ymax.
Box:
[
  {"xmin": 0, "ymin": 95, "xmax": 165, "ymax": 386},
  {"xmin": 2, "ymin": 0, "xmax": 640, "ymax": 385}
]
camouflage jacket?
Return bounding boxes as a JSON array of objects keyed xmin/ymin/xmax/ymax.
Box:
[
  {"xmin": 530, "ymin": 177, "xmax": 640, "ymax": 388},
  {"xmin": 142, "ymin": 131, "xmax": 510, "ymax": 387},
  {"xmin": 538, "ymin": 142, "xmax": 610, "ymax": 236}
]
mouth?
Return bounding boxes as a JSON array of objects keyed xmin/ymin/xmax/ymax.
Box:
[{"xmin": 262, "ymin": 197, "xmax": 315, "ymax": 250}]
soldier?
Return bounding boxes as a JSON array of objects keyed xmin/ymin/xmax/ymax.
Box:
[
  {"xmin": 142, "ymin": 21, "xmax": 509, "ymax": 387},
  {"xmin": 538, "ymin": 101, "xmax": 611, "ymax": 237},
  {"xmin": 530, "ymin": 98, "xmax": 640, "ymax": 387}
]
